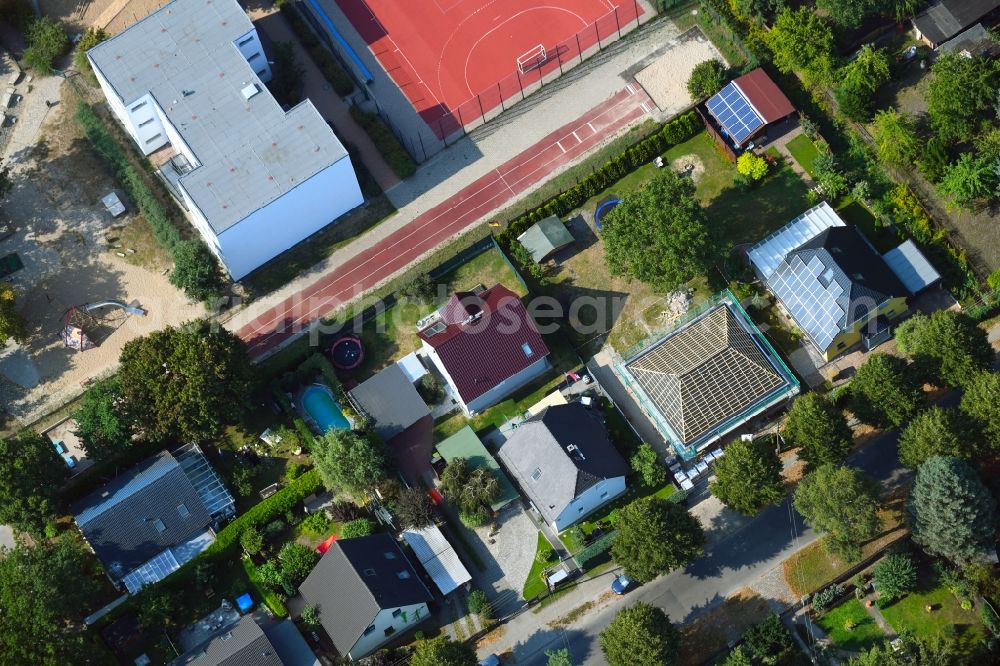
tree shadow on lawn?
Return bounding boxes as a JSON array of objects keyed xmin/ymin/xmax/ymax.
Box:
[{"xmin": 705, "ymin": 167, "xmax": 813, "ymax": 248}]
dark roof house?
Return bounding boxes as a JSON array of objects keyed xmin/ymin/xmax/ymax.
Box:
[
  {"xmin": 298, "ymin": 533, "xmax": 432, "ymax": 660},
  {"xmin": 517, "ymin": 215, "xmax": 575, "ymax": 263},
  {"xmin": 748, "ymin": 203, "xmax": 910, "ymax": 358},
  {"xmin": 417, "ymin": 284, "xmax": 550, "ymax": 412},
  {"xmin": 171, "ymin": 615, "xmax": 319, "ymax": 666},
  {"xmin": 618, "ymin": 297, "xmax": 799, "ymax": 459},
  {"xmin": 913, "ymin": 0, "xmax": 1000, "ymax": 47},
  {"xmin": 73, "ymin": 445, "xmax": 235, "ymax": 594},
  {"xmin": 497, "ymin": 403, "xmax": 628, "ymax": 528},
  {"xmin": 348, "ymin": 363, "xmax": 430, "ymax": 441},
  {"xmin": 705, "ymin": 68, "xmax": 795, "ymax": 148}
]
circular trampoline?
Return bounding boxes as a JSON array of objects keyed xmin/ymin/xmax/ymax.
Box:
[
  {"xmin": 595, "ymin": 198, "xmax": 621, "ymax": 230},
  {"xmin": 330, "ymin": 336, "xmax": 364, "ymax": 370}
]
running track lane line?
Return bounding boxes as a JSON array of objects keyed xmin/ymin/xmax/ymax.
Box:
[{"xmin": 238, "ymin": 86, "xmax": 651, "ymax": 356}]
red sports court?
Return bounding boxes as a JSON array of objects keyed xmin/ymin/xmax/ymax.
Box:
[{"xmin": 336, "ymin": 0, "xmax": 645, "ymax": 137}]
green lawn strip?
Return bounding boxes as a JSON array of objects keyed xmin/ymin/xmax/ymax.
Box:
[
  {"xmin": 241, "ymin": 555, "xmax": 289, "ymax": 618},
  {"xmin": 816, "ymin": 597, "xmax": 884, "ymax": 652},
  {"xmin": 523, "ymin": 532, "xmax": 556, "ymax": 600},
  {"xmin": 836, "ymin": 198, "xmax": 899, "ymax": 253},
  {"xmin": 531, "ymin": 580, "xmax": 581, "ymax": 613},
  {"xmin": 879, "ymin": 580, "xmax": 985, "ymax": 653},
  {"xmin": 785, "ymin": 134, "xmax": 821, "ymax": 178}
]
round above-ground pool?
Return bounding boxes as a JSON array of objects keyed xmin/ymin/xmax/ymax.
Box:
[
  {"xmin": 300, "ymin": 384, "xmax": 350, "ymax": 432},
  {"xmin": 595, "ymin": 198, "xmax": 621, "ymax": 230},
  {"xmin": 330, "ymin": 335, "xmax": 364, "ymax": 370}
]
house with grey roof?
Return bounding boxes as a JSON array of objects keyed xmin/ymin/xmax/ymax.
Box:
[
  {"xmin": 171, "ymin": 615, "xmax": 319, "ymax": 666},
  {"xmin": 348, "ymin": 363, "xmax": 429, "ymax": 441},
  {"xmin": 748, "ymin": 202, "xmax": 921, "ymax": 360},
  {"xmin": 87, "ymin": 0, "xmax": 363, "ymax": 279},
  {"xmin": 72, "ymin": 444, "xmax": 234, "ymax": 594},
  {"xmin": 616, "ymin": 296, "xmax": 799, "ymax": 459},
  {"xmin": 497, "ymin": 402, "xmax": 628, "ymax": 531},
  {"xmin": 913, "ymin": 0, "xmax": 1000, "ymax": 48},
  {"xmin": 298, "ymin": 533, "xmax": 432, "ymax": 660}
]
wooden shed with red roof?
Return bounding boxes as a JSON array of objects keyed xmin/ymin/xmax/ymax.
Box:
[
  {"xmin": 416, "ymin": 284, "xmax": 550, "ymax": 415},
  {"xmin": 702, "ymin": 68, "xmax": 796, "ymax": 159}
]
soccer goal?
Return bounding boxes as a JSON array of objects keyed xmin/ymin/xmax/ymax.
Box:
[{"xmin": 517, "ymin": 44, "xmax": 548, "ymax": 74}]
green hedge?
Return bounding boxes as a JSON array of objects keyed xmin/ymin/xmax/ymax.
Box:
[
  {"xmin": 496, "ymin": 111, "xmax": 702, "ymax": 245},
  {"xmin": 349, "ymin": 106, "xmax": 417, "ymax": 178},
  {"xmin": 242, "ymin": 555, "xmax": 289, "ymax": 617},
  {"xmin": 75, "ymin": 102, "xmax": 182, "ymax": 253},
  {"xmin": 281, "ymin": 4, "xmax": 354, "ymax": 96},
  {"xmin": 575, "ymin": 530, "xmax": 615, "ymax": 569}
]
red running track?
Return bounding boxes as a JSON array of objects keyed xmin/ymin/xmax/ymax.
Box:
[
  {"xmin": 238, "ymin": 83, "xmax": 653, "ymax": 358},
  {"xmin": 336, "ymin": 0, "xmax": 644, "ymax": 136}
]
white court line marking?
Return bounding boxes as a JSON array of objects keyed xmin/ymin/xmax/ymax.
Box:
[
  {"xmin": 556, "ymin": 141, "xmax": 565, "ymax": 152},
  {"xmin": 244, "ymin": 91, "xmax": 646, "ymax": 347},
  {"xmin": 572, "ymin": 131, "xmax": 580, "ymax": 141}
]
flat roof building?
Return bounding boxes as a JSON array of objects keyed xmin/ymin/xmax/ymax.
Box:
[{"xmin": 88, "ymin": 0, "xmax": 363, "ymax": 279}]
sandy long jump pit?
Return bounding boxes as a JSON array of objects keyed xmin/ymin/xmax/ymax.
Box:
[{"xmin": 334, "ymin": 0, "xmax": 646, "ymax": 136}]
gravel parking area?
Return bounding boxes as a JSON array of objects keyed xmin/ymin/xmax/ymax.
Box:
[
  {"xmin": 460, "ymin": 502, "xmax": 538, "ymax": 618},
  {"xmin": 634, "ymin": 26, "xmax": 724, "ymax": 116}
]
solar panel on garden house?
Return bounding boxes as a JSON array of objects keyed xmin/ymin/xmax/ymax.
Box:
[{"xmin": 706, "ymin": 82, "xmax": 764, "ymax": 146}]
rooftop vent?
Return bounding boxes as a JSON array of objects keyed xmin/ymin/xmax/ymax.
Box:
[
  {"xmin": 363, "ymin": 568, "xmax": 377, "ymax": 577},
  {"xmin": 241, "ymin": 83, "xmax": 261, "ymax": 100},
  {"xmin": 397, "ymin": 571, "xmax": 411, "ymax": 580},
  {"xmin": 384, "ymin": 551, "xmax": 397, "ymax": 560},
  {"xmin": 566, "ymin": 444, "xmax": 586, "ymax": 461},
  {"xmin": 531, "ymin": 468, "xmax": 542, "ymax": 481},
  {"xmin": 521, "ymin": 342, "xmax": 534, "ymax": 358}
]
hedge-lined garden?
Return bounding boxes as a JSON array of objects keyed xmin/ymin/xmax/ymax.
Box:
[
  {"xmin": 496, "ymin": 111, "xmax": 702, "ymax": 246},
  {"xmin": 349, "ymin": 106, "xmax": 417, "ymax": 178},
  {"xmin": 75, "ymin": 101, "xmax": 222, "ymax": 302}
]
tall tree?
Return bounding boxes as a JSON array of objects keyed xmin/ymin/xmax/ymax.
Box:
[
  {"xmin": 782, "ymin": 393, "xmax": 853, "ymax": 467},
  {"xmin": 767, "ymin": 8, "xmax": 836, "ymax": 89},
  {"xmin": 0, "ymin": 282, "xmax": 28, "ymax": 343},
  {"xmin": 410, "ymin": 637, "xmax": 477, "ymax": 666},
  {"xmin": 22, "ymin": 17, "xmax": 69, "ymax": 73},
  {"xmin": 709, "ymin": 437, "xmax": 785, "ymax": 515},
  {"xmin": 117, "ymin": 320, "xmax": 253, "ymax": 442},
  {"xmin": 927, "ymin": 53, "xmax": 1000, "ymax": 144},
  {"xmin": 601, "ymin": 169, "xmax": 713, "ymax": 292},
  {"xmin": 872, "ymin": 110, "xmax": 920, "ymax": 168},
  {"xmin": 794, "ymin": 464, "xmax": 881, "ymax": 561},
  {"xmin": 686, "ymin": 59, "xmax": 726, "ymax": 100},
  {"xmin": 314, "ymin": 429, "xmax": 387, "ymax": 498},
  {"xmin": 835, "ymin": 46, "xmax": 891, "ymax": 121},
  {"xmin": 630, "ymin": 442, "xmax": 667, "ymax": 488},
  {"xmin": 439, "ymin": 457, "xmax": 500, "ymax": 526},
  {"xmin": 894, "ymin": 310, "xmax": 994, "ymax": 388},
  {"xmin": 0, "ymin": 538, "xmax": 101, "ymax": 663},
  {"xmin": 73, "ymin": 377, "xmax": 129, "ymax": 462},
  {"xmin": 937, "ymin": 153, "xmax": 997, "ymax": 210},
  {"xmin": 169, "ymin": 240, "xmax": 223, "ymax": 302},
  {"xmin": 908, "ymin": 456, "xmax": 997, "ymax": 563},
  {"xmin": 898, "ymin": 407, "xmax": 980, "ymax": 469},
  {"xmin": 849, "ymin": 353, "xmax": 924, "ymax": 428},
  {"xmin": 817, "ymin": 0, "xmax": 889, "ymax": 28},
  {"xmin": 960, "ymin": 371, "xmax": 1000, "ymax": 450},
  {"xmin": 599, "ymin": 603, "xmax": 679, "ymax": 666},
  {"xmin": 741, "ymin": 613, "xmax": 794, "ymax": 664},
  {"xmin": 611, "ymin": 498, "xmax": 704, "ymax": 582},
  {"xmin": 872, "ymin": 553, "xmax": 917, "ymax": 602},
  {"xmin": 0, "ymin": 431, "xmax": 67, "ymax": 534},
  {"xmin": 393, "ymin": 487, "xmax": 436, "ymax": 529},
  {"xmin": 732, "ymin": 0, "xmax": 784, "ymax": 21}
]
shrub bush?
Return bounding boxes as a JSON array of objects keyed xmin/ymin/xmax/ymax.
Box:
[
  {"xmin": 811, "ymin": 583, "xmax": 845, "ymax": 614},
  {"xmin": 23, "ymin": 17, "xmax": 69, "ymax": 73},
  {"xmin": 468, "ymin": 589, "xmax": 493, "ymax": 618},
  {"xmin": 169, "ymin": 239, "xmax": 222, "ymax": 301},
  {"xmin": 74, "ymin": 27, "xmax": 108, "ymax": 79},
  {"xmin": 349, "ymin": 106, "xmax": 417, "ymax": 178},
  {"xmin": 341, "ymin": 517, "xmax": 374, "ymax": 539}
]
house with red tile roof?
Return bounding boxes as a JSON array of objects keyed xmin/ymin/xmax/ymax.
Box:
[
  {"xmin": 703, "ymin": 68, "xmax": 796, "ymax": 158},
  {"xmin": 416, "ymin": 284, "xmax": 550, "ymax": 415}
]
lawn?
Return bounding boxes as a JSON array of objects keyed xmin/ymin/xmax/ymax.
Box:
[
  {"xmin": 523, "ymin": 532, "xmax": 556, "ymax": 600},
  {"xmin": 880, "ymin": 576, "xmax": 985, "ymax": 654},
  {"xmin": 785, "ymin": 134, "xmax": 821, "ymax": 178},
  {"xmin": 816, "ymin": 597, "xmax": 884, "ymax": 652},
  {"xmin": 534, "ymin": 131, "xmax": 811, "ymax": 355},
  {"xmin": 783, "ymin": 494, "xmax": 908, "ymax": 596},
  {"xmin": 837, "ymin": 198, "xmax": 898, "ymax": 254}
]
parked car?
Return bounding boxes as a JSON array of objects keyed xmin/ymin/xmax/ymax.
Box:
[{"xmin": 611, "ymin": 574, "xmax": 636, "ymax": 595}]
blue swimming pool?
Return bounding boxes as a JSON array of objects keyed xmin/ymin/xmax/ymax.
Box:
[{"xmin": 300, "ymin": 384, "xmax": 350, "ymax": 432}]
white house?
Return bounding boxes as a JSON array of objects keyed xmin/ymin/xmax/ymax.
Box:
[
  {"xmin": 298, "ymin": 533, "xmax": 432, "ymax": 660},
  {"xmin": 87, "ymin": 0, "xmax": 363, "ymax": 279},
  {"xmin": 497, "ymin": 402, "xmax": 628, "ymax": 531},
  {"xmin": 416, "ymin": 284, "xmax": 550, "ymax": 415}
]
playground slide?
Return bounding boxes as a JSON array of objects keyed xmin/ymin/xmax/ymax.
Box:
[{"xmin": 83, "ymin": 301, "xmax": 146, "ymax": 317}]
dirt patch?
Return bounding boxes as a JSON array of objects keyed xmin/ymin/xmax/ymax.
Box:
[
  {"xmin": 780, "ymin": 449, "xmax": 807, "ymax": 486},
  {"xmin": 678, "ymin": 588, "xmax": 773, "ymax": 666},
  {"xmin": 0, "ymin": 80, "xmax": 203, "ymax": 429},
  {"xmin": 474, "ymin": 624, "xmax": 505, "ymax": 650},
  {"xmin": 546, "ymin": 591, "xmax": 617, "ymax": 630},
  {"xmin": 671, "ymin": 154, "xmax": 705, "ymax": 184}
]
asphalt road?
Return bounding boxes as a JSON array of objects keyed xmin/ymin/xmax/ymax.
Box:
[{"xmin": 509, "ymin": 430, "xmax": 910, "ymax": 666}]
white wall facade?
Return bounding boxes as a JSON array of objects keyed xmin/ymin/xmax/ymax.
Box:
[
  {"xmin": 210, "ymin": 155, "xmax": 363, "ymax": 279},
  {"xmin": 233, "ymin": 28, "xmax": 272, "ymax": 82},
  {"xmin": 553, "ymin": 476, "xmax": 627, "ymax": 531},
  {"xmin": 348, "ymin": 602, "xmax": 429, "ymax": 660}
]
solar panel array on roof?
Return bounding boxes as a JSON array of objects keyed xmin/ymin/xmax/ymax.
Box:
[
  {"xmin": 122, "ymin": 549, "xmax": 180, "ymax": 594},
  {"xmin": 706, "ymin": 82, "xmax": 764, "ymax": 146},
  {"xmin": 769, "ymin": 252, "xmax": 847, "ymax": 351},
  {"xmin": 747, "ymin": 202, "xmax": 845, "ymax": 279}
]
